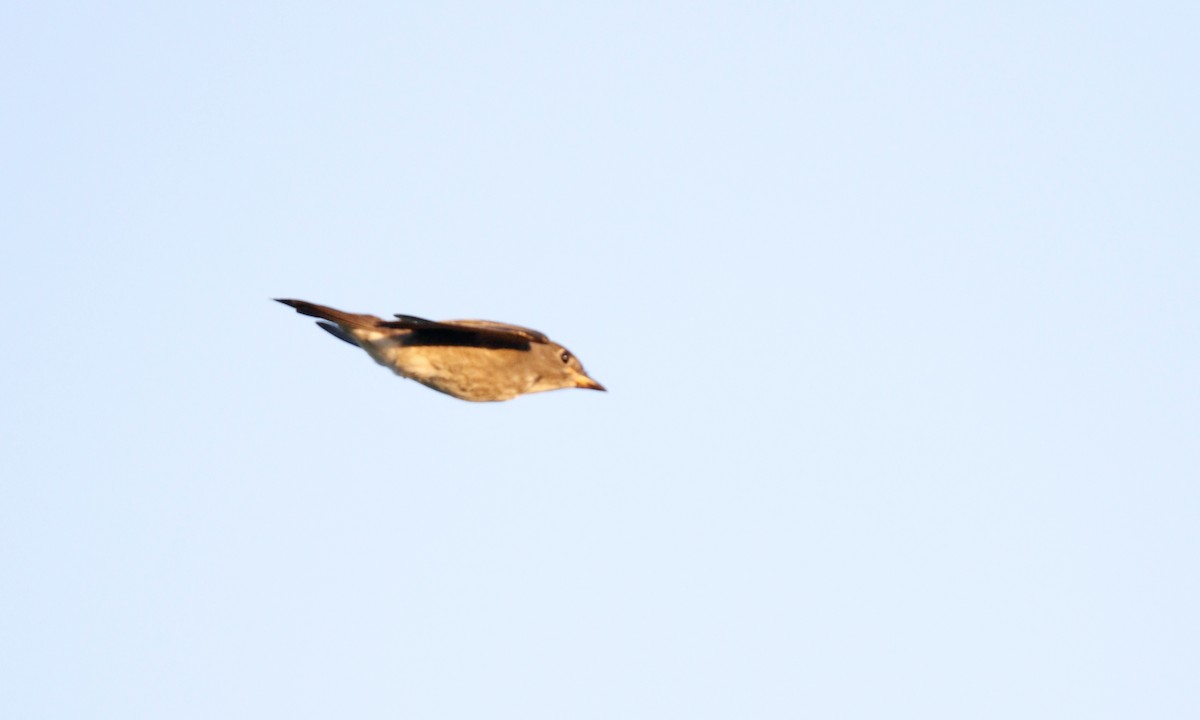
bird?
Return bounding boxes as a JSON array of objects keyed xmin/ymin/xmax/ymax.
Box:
[{"xmin": 274, "ymin": 299, "xmax": 606, "ymax": 402}]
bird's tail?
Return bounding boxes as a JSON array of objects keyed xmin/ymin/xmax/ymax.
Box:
[{"xmin": 274, "ymin": 299, "xmax": 380, "ymax": 330}]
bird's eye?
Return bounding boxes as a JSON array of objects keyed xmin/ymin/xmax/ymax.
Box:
[{"xmin": 560, "ymin": 350, "xmax": 571, "ymax": 364}]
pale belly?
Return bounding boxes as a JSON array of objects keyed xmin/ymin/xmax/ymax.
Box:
[{"xmin": 353, "ymin": 331, "xmax": 531, "ymax": 401}]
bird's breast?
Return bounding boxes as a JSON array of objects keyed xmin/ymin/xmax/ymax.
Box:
[{"xmin": 358, "ymin": 336, "xmax": 532, "ymax": 401}]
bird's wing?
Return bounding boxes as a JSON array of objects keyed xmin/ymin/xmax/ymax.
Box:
[
  {"xmin": 379, "ymin": 315, "xmax": 548, "ymax": 349},
  {"xmin": 438, "ymin": 319, "xmax": 550, "ymax": 343}
]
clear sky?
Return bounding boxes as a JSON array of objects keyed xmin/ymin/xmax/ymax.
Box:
[{"xmin": 3, "ymin": 2, "xmax": 1197, "ymax": 718}]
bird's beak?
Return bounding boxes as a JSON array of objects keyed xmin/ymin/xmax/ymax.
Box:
[{"xmin": 575, "ymin": 376, "xmax": 606, "ymax": 392}]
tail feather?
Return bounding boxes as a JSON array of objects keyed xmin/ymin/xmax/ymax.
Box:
[
  {"xmin": 317, "ymin": 321, "xmax": 361, "ymax": 347},
  {"xmin": 274, "ymin": 298, "xmax": 380, "ymax": 330}
]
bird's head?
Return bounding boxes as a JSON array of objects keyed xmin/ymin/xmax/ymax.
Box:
[{"xmin": 528, "ymin": 343, "xmax": 606, "ymax": 394}]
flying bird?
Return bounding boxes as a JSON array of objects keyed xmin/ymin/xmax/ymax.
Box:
[{"xmin": 275, "ymin": 299, "xmax": 606, "ymax": 402}]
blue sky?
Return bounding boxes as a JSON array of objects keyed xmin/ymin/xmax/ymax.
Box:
[{"xmin": 3, "ymin": 2, "xmax": 1198, "ymax": 718}]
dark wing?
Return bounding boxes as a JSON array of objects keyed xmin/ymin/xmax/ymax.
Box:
[{"xmin": 378, "ymin": 316, "xmax": 548, "ymax": 350}]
